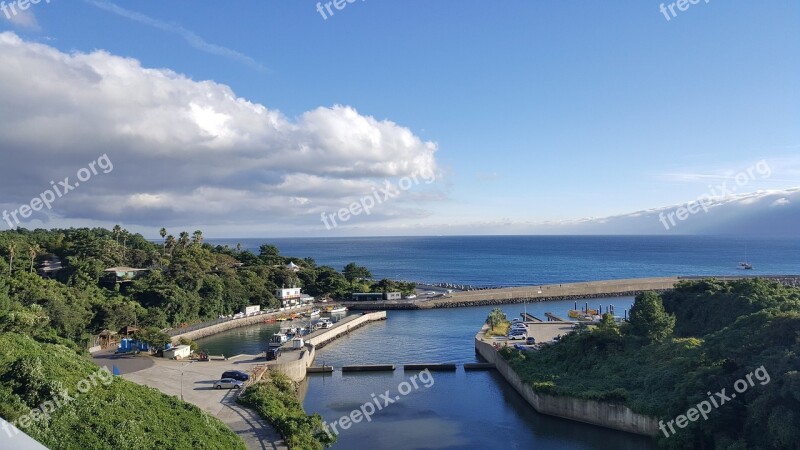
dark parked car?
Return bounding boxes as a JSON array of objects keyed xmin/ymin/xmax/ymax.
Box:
[
  {"xmin": 526, "ymin": 337, "xmax": 536, "ymax": 345},
  {"xmin": 221, "ymin": 370, "xmax": 250, "ymax": 382},
  {"xmin": 266, "ymin": 348, "xmax": 282, "ymax": 361}
]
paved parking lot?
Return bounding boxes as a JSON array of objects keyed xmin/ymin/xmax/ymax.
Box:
[{"xmin": 93, "ymin": 350, "xmax": 286, "ymax": 450}]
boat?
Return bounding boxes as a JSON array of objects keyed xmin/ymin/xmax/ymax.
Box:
[
  {"xmin": 328, "ymin": 305, "xmax": 348, "ymax": 314},
  {"xmin": 308, "ymin": 309, "xmax": 321, "ymax": 317},
  {"xmin": 268, "ymin": 332, "xmax": 289, "ymax": 348},
  {"xmin": 739, "ymin": 245, "xmax": 754, "ymax": 270}
]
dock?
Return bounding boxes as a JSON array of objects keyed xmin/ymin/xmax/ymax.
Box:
[
  {"xmin": 464, "ymin": 363, "xmax": 496, "ymax": 371},
  {"xmin": 342, "ymin": 364, "xmax": 396, "ymax": 372},
  {"xmin": 544, "ymin": 312, "xmax": 566, "ymax": 322},
  {"xmin": 403, "ymin": 363, "xmax": 457, "ymax": 371},
  {"xmin": 264, "ymin": 311, "xmax": 388, "ymax": 381},
  {"xmin": 304, "ymin": 363, "xmax": 496, "ymax": 373},
  {"xmin": 521, "ymin": 312, "xmax": 543, "ymax": 322}
]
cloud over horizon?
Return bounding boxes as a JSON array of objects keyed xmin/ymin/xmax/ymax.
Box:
[{"xmin": 0, "ymin": 32, "xmax": 441, "ymax": 232}]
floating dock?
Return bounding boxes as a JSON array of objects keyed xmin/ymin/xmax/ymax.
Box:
[
  {"xmin": 464, "ymin": 363, "xmax": 496, "ymax": 371},
  {"xmin": 342, "ymin": 364, "xmax": 396, "ymax": 372},
  {"xmin": 403, "ymin": 363, "xmax": 457, "ymax": 371}
]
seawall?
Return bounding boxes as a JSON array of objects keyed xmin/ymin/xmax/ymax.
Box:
[
  {"xmin": 475, "ymin": 326, "xmax": 659, "ymax": 436},
  {"xmin": 267, "ymin": 311, "xmax": 387, "ymax": 382},
  {"xmin": 344, "ymin": 275, "xmax": 800, "ymax": 310}
]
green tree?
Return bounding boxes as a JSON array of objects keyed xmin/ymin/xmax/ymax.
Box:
[
  {"xmin": 627, "ymin": 291, "xmax": 676, "ymax": 342},
  {"xmin": 485, "ymin": 308, "xmax": 507, "ymax": 331},
  {"xmin": 135, "ymin": 327, "xmax": 171, "ymax": 351},
  {"xmin": 343, "ymin": 263, "xmax": 372, "ymax": 286},
  {"xmin": 7, "ymin": 242, "xmax": 15, "ymax": 275}
]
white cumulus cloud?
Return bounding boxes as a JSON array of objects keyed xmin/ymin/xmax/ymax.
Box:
[{"xmin": 0, "ymin": 32, "xmax": 440, "ymax": 232}]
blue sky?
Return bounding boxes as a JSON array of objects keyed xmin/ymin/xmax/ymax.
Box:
[{"xmin": 1, "ymin": 1, "xmax": 798, "ymax": 237}]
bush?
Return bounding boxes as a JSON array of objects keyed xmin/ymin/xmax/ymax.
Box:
[
  {"xmin": 0, "ymin": 332, "xmax": 245, "ymax": 450},
  {"xmin": 238, "ymin": 372, "xmax": 336, "ymax": 449}
]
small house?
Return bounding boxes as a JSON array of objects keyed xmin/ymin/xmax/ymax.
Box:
[{"xmin": 163, "ymin": 345, "xmax": 192, "ymax": 360}]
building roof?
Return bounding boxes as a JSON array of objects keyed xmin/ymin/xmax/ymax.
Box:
[{"xmin": 104, "ymin": 267, "xmax": 149, "ymax": 273}]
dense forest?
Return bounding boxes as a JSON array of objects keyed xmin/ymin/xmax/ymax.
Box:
[
  {"xmin": 502, "ymin": 278, "xmax": 800, "ymax": 449},
  {"xmin": 0, "ymin": 227, "xmax": 412, "ymax": 349}
]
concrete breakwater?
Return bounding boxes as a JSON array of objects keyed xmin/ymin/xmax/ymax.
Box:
[
  {"xmin": 265, "ymin": 311, "xmax": 388, "ymax": 382},
  {"xmin": 344, "ymin": 275, "xmax": 800, "ymax": 310},
  {"xmin": 428, "ymin": 291, "xmax": 667, "ymax": 309},
  {"xmin": 475, "ymin": 326, "xmax": 659, "ymax": 436}
]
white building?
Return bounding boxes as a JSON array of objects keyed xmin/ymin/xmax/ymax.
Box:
[
  {"xmin": 243, "ymin": 305, "xmax": 261, "ymax": 316},
  {"xmin": 164, "ymin": 345, "xmax": 192, "ymax": 360},
  {"xmin": 276, "ymin": 286, "xmax": 303, "ymax": 308}
]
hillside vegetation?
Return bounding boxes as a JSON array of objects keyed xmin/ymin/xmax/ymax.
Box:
[
  {"xmin": 502, "ymin": 278, "xmax": 800, "ymax": 449},
  {"xmin": 0, "ymin": 332, "xmax": 245, "ymax": 449},
  {"xmin": 0, "ymin": 227, "xmax": 397, "ymax": 448}
]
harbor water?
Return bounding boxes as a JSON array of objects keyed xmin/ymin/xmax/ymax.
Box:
[{"xmin": 197, "ymin": 297, "xmax": 658, "ymax": 449}]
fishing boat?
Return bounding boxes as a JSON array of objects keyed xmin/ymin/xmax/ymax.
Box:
[
  {"xmin": 268, "ymin": 332, "xmax": 288, "ymax": 348},
  {"xmin": 328, "ymin": 305, "xmax": 348, "ymax": 314},
  {"xmin": 308, "ymin": 309, "xmax": 321, "ymax": 317}
]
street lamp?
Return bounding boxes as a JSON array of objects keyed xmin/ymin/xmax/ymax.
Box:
[{"xmin": 180, "ymin": 360, "xmax": 195, "ymax": 401}]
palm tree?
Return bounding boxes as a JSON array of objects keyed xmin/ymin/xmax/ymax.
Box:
[
  {"xmin": 113, "ymin": 225, "xmax": 122, "ymax": 244},
  {"xmin": 159, "ymin": 228, "xmax": 167, "ymax": 257},
  {"xmin": 165, "ymin": 235, "xmax": 176, "ymax": 256},
  {"xmin": 179, "ymin": 232, "xmax": 190, "ymax": 249},
  {"xmin": 8, "ymin": 243, "xmax": 16, "ymax": 276},
  {"xmin": 192, "ymin": 230, "xmax": 203, "ymax": 246},
  {"xmin": 485, "ymin": 308, "xmax": 507, "ymax": 331},
  {"xmin": 121, "ymin": 230, "xmax": 129, "ymax": 259},
  {"xmin": 28, "ymin": 244, "xmax": 41, "ymax": 273}
]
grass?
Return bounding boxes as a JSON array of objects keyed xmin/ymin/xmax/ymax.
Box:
[
  {"xmin": 238, "ymin": 372, "xmax": 336, "ymax": 450},
  {"xmin": 0, "ymin": 332, "xmax": 246, "ymax": 450},
  {"xmin": 484, "ymin": 321, "xmax": 510, "ymax": 338}
]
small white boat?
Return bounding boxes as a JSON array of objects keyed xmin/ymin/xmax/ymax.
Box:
[
  {"xmin": 268, "ymin": 332, "xmax": 289, "ymax": 347},
  {"xmin": 309, "ymin": 309, "xmax": 321, "ymax": 316},
  {"xmin": 329, "ymin": 306, "xmax": 348, "ymax": 314}
]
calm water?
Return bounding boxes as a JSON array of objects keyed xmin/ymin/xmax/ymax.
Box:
[
  {"xmin": 198, "ymin": 298, "xmax": 657, "ymax": 450},
  {"xmin": 197, "ymin": 235, "xmax": 797, "ymax": 448},
  {"xmin": 207, "ymin": 235, "xmax": 800, "ymax": 287}
]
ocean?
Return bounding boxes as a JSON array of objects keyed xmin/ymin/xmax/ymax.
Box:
[{"xmin": 206, "ymin": 235, "xmax": 799, "ymax": 287}]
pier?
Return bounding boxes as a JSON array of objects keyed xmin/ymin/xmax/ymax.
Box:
[
  {"xmin": 264, "ymin": 311, "xmax": 388, "ymax": 382},
  {"xmin": 343, "ymin": 275, "xmax": 800, "ymax": 310},
  {"xmin": 544, "ymin": 312, "xmax": 566, "ymax": 322},
  {"xmin": 305, "ymin": 363, "xmax": 492, "ymax": 373}
]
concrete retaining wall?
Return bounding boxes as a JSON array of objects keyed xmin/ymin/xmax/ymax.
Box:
[
  {"xmin": 475, "ymin": 328, "xmax": 658, "ymax": 436},
  {"xmin": 268, "ymin": 311, "xmax": 387, "ymax": 382}
]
